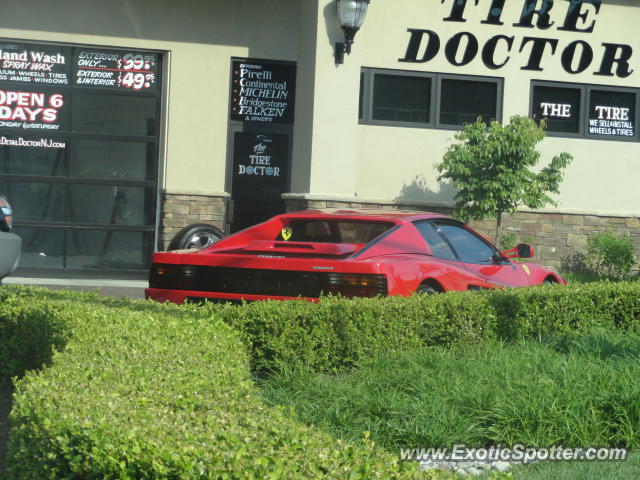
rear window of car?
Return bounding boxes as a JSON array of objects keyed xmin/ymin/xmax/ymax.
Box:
[{"xmin": 276, "ymin": 220, "xmax": 394, "ymax": 243}]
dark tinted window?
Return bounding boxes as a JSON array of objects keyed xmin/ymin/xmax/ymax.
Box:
[
  {"xmin": 12, "ymin": 226, "xmax": 64, "ymax": 268},
  {"xmin": 277, "ymin": 220, "xmax": 393, "ymax": 243},
  {"xmin": 532, "ymin": 86, "xmax": 581, "ymax": 133},
  {"xmin": 372, "ymin": 74, "xmax": 430, "ymax": 123},
  {"xmin": 72, "ymin": 93, "xmax": 157, "ymax": 136},
  {"xmin": 435, "ymin": 223, "xmax": 495, "ymax": 264},
  {"xmin": 440, "ymin": 79, "xmax": 497, "ymax": 126},
  {"xmin": 359, "ymin": 72, "xmax": 364, "ymax": 120},
  {"xmin": 66, "ymin": 229, "xmax": 153, "ymax": 269},
  {"xmin": 360, "ymin": 69, "xmax": 502, "ymax": 129},
  {"xmin": 0, "ymin": 180, "xmax": 65, "ymax": 222},
  {"xmin": 0, "ymin": 44, "xmax": 161, "ymax": 271},
  {"xmin": 588, "ymin": 90, "xmax": 636, "ymax": 138},
  {"xmin": 0, "ymin": 142, "xmax": 66, "ymax": 177},
  {"xmin": 69, "ymin": 140, "xmax": 156, "ymax": 180},
  {"xmin": 68, "ymin": 185, "xmax": 154, "ymax": 225},
  {"xmin": 414, "ymin": 222, "xmax": 457, "ymax": 260}
]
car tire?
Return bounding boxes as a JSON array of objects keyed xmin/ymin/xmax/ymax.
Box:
[
  {"xmin": 167, "ymin": 223, "xmax": 225, "ymax": 251},
  {"xmin": 416, "ymin": 283, "xmax": 439, "ymax": 295}
]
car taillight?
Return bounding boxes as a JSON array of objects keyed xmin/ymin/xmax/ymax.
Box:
[
  {"xmin": 0, "ymin": 196, "xmax": 13, "ymax": 231},
  {"xmin": 150, "ymin": 263, "xmax": 180, "ymax": 287},
  {"xmin": 149, "ymin": 263, "xmax": 200, "ymax": 290},
  {"xmin": 326, "ymin": 273, "xmax": 388, "ymax": 298}
]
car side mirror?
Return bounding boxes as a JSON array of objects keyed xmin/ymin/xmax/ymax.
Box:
[{"xmin": 501, "ymin": 243, "xmax": 534, "ymax": 259}]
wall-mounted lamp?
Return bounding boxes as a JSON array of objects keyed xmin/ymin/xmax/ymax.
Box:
[{"xmin": 335, "ymin": 0, "xmax": 370, "ymax": 64}]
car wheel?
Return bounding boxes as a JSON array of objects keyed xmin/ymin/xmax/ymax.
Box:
[
  {"xmin": 168, "ymin": 223, "xmax": 225, "ymax": 251},
  {"xmin": 416, "ymin": 283, "xmax": 439, "ymax": 295}
]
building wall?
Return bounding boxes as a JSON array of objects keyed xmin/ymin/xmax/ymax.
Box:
[
  {"xmin": 0, "ymin": 0, "xmax": 308, "ymax": 196},
  {"xmin": 0, "ymin": 0, "xmax": 638, "ymax": 271},
  {"xmin": 0, "ymin": 0, "xmax": 316, "ymax": 249},
  {"xmin": 284, "ymin": 0, "xmax": 640, "ymax": 272},
  {"xmin": 304, "ymin": 0, "xmax": 640, "ymax": 217},
  {"xmin": 3, "ymin": 0, "xmax": 635, "ymax": 215},
  {"xmin": 161, "ymin": 192, "xmax": 226, "ymax": 247}
]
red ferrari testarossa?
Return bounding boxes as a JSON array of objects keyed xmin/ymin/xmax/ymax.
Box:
[{"xmin": 146, "ymin": 209, "xmax": 565, "ymax": 304}]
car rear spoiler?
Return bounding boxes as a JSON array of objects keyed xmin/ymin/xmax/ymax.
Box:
[{"xmin": 242, "ymin": 240, "xmax": 360, "ymax": 256}]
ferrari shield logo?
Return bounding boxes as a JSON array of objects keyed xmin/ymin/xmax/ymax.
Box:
[
  {"xmin": 522, "ymin": 264, "xmax": 530, "ymax": 275},
  {"xmin": 281, "ymin": 227, "xmax": 292, "ymax": 241}
]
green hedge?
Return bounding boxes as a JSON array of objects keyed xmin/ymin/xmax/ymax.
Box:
[
  {"xmin": 214, "ymin": 281, "xmax": 640, "ymax": 373},
  {"xmin": 3, "ymin": 281, "xmax": 639, "ymax": 477},
  {"xmin": 215, "ymin": 291, "xmax": 496, "ymax": 374},
  {"xmin": 1, "ymin": 289, "xmax": 437, "ymax": 479},
  {"xmin": 0, "ymin": 286, "xmax": 169, "ymax": 385},
  {"xmin": 0, "ymin": 296, "xmax": 73, "ymax": 384}
]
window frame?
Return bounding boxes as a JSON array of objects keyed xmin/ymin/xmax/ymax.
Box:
[
  {"xmin": 530, "ymin": 80, "xmax": 640, "ymax": 143},
  {"xmin": 585, "ymin": 84, "xmax": 640, "ymax": 143},
  {"xmin": 0, "ymin": 39, "xmax": 164, "ymax": 269},
  {"xmin": 359, "ymin": 68, "xmax": 503, "ymax": 130},
  {"xmin": 529, "ymin": 81, "xmax": 587, "ymax": 139},
  {"xmin": 436, "ymin": 73, "xmax": 504, "ymax": 130}
]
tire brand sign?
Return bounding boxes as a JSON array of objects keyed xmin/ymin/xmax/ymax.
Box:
[{"xmin": 230, "ymin": 59, "xmax": 296, "ymax": 124}]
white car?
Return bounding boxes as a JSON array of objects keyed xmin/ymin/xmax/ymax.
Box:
[{"xmin": 0, "ymin": 195, "xmax": 21, "ymax": 283}]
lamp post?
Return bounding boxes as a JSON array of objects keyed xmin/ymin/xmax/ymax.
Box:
[{"xmin": 335, "ymin": 0, "xmax": 370, "ymax": 64}]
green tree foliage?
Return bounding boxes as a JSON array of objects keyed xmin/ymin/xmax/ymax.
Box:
[{"xmin": 436, "ymin": 116, "xmax": 572, "ymax": 245}]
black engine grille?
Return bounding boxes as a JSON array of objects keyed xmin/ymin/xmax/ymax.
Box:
[{"xmin": 149, "ymin": 264, "xmax": 388, "ymax": 298}]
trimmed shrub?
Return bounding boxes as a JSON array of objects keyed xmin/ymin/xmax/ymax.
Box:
[
  {"xmin": 0, "ymin": 285, "xmax": 186, "ymax": 384},
  {"xmin": 3, "ymin": 281, "xmax": 640, "ymax": 477},
  {"xmin": 7, "ymin": 281, "xmax": 639, "ymax": 379},
  {"xmin": 215, "ymin": 291, "xmax": 497, "ymax": 373},
  {"xmin": 0, "ymin": 296, "xmax": 74, "ymax": 384},
  {"xmin": 214, "ymin": 281, "xmax": 640, "ymax": 374},
  {"xmin": 2, "ymin": 289, "xmax": 435, "ymax": 479}
]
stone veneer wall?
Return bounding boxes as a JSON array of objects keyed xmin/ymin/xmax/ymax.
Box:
[
  {"xmin": 284, "ymin": 199, "xmax": 640, "ymax": 272},
  {"xmin": 160, "ymin": 192, "xmax": 226, "ymax": 249}
]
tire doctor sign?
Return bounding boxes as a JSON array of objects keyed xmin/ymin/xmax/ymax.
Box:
[
  {"xmin": 228, "ymin": 59, "xmax": 296, "ymax": 231},
  {"xmin": 399, "ymin": 0, "xmax": 638, "ymax": 141}
]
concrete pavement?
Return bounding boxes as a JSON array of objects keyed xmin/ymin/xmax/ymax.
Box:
[{"xmin": 3, "ymin": 272, "xmax": 148, "ymax": 300}]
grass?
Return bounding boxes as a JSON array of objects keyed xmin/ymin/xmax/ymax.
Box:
[
  {"xmin": 508, "ymin": 452, "xmax": 639, "ymax": 480},
  {"xmin": 259, "ymin": 328, "xmax": 640, "ymax": 450}
]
